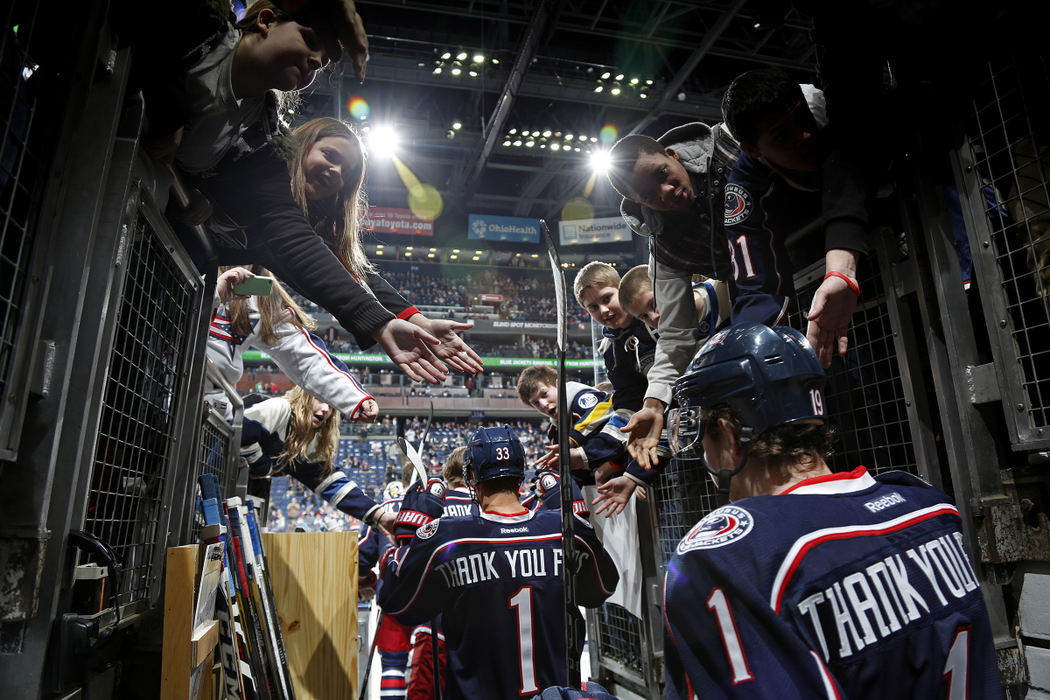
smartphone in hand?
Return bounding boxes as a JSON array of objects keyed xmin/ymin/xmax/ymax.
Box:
[{"xmin": 233, "ymin": 275, "xmax": 274, "ymax": 297}]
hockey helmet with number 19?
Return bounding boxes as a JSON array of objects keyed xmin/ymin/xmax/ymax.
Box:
[
  {"xmin": 464, "ymin": 425, "xmax": 526, "ymax": 487},
  {"xmin": 669, "ymin": 323, "xmax": 826, "ymax": 478}
]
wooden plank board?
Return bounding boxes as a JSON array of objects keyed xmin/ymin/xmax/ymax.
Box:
[
  {"xmin": 261, "ymin": 532, "xmax": 359, "ymax": 700},
  {"xmin": 161, "ymin": 545, "xmax": 200, "ymax": 700}
]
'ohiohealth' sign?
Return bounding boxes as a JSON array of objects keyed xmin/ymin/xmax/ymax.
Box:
[{"xmin": 468, "ymin": 214, "xmax": 541, "ymax": 243}]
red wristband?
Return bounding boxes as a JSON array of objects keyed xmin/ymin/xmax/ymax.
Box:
[{"xmin": 824, "ymin": 271, "xmax": 860, "ymax": 297}]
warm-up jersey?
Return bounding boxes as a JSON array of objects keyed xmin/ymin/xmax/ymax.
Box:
[
  {"xmin": 598, "ymin": 317, "xmax": 657, "ymax": 412},
  {"xmin": 378, "ymin": 504, "xmax": 619, "ymax": 699},
  {"xmin": 724, "ymin": 150, "xmax": 823, "ymax": 327},
  {"xmin": 663, "ymin": 467, "xmax": 1001, "ymax": 699}
]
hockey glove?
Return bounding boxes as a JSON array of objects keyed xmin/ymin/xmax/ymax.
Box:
[
  {"xmin": 394, "ymin": 477, "xmax": 446, "ymax": 544},
  {"xmin": 535, "ymin": 470, "xmax": 589, "ymax": 518}
]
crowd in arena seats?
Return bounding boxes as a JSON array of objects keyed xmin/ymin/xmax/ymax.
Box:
[
  {"xmin": 264, "ymin": 418, "xmax": 551, "ymax": 533},
  {"xmin": 287, "ymin": 264, "xmax": 592, "ymax": 326},
  {"xmin": 384, "ymin": 268, "xmax": 468, "ymax": 308}
]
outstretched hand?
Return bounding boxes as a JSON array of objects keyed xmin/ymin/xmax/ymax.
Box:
[
  {"xmin": 592, "ymin": 476, "xmax": 646, "ymax": 518},
  {"xmin": 807, "ymin": 249, "xmax": 860, "ymax": 368},
  {"xmin": 355, "ymin": 398, "xmax": 379, "ymax": 422},
  {"xmin": 621, "ymin": 403, "xmax": 664, "ymax": 470},
  {"xmin": 373, "ymin": 318, "xmax": 447, "ymax": 384},
  {"xmin": 426, "ymin": 319, "xmax": 484, "ymax": 374}
]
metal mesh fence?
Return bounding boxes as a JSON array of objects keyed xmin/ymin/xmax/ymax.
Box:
[
  {"xmin": 964, "ymin": 54, "xmax": 1050, "ymax": 443},
  {"xmin": 787, "ymin": 261, "xmax": 918, "ymax": 476},
  {"xmin": 80, "ymin": 208, "xmax": 196, "ymax": 608},
  {"xmin": 594, "ymin": 603, "xmax": 643, "ymax": 674},
  {"xmin": 651, "ymin": 459, "xmax": 722, "ymax": 568},
  {"xmin": 0, "ymin": 7, "xmax": 43, "ymax": 426},
  {"xmin": 190, "ymin": 410, "xmax": 235, "ymax": 540}
]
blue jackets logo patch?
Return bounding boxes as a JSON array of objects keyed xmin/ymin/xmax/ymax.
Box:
[
  {"xmin": 723, "ymin": 183, "xmax": 752, "ymax": 226},
  {"xmin": 677, "ymin": 505, "xmax": 753, "ymax": 553},
  {"xmin": 416, "ymin": 519, "xmax": 440, "ymax": 540},
  {"xmin": 578, "ymin": 393, "xmax": 598, "ymax": 409}
]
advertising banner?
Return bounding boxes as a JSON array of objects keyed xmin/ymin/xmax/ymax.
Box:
[
  {"xmin": 468, "ymin": 214, "xmax": 541, "ymax": 243},
  {"xmin": 364, "ymin": 206, "xmax": 434, "ymax": 236},
  {"xmin": 559, "ymin": 215, "xmax": 632, "ymax": 245}
]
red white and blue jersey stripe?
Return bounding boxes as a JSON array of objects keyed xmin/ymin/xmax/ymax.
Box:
[
  {"xmin": 206, "ymin": 297, "xmax": 372, "ymax": 419},
  {"xmin": 663, "ymin": 467, "xmax": 1002, "ymax": 699},
  {"xmin": 378, "ymin": 502, "xmax": 618, "ymax": 699}
]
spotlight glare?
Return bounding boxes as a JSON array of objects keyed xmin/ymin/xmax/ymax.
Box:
[
  {"xmin": 611, "ymin": 87, "xmax": 621, "ymax": 95},
  {"xmin": 551, "ymin": 143, "xmax": 560, "ymax": 151},
  {"xmin": 522, "ymin": 130, "xmax": 531, "ymax": 136},
  {"xmin": 453, "ymin": 121, "xmax": 462, "ymax": 130},
  {"xmin": 513, "ymin": 140, "xmax": 522, "ymax": 146},
  {"xmin": 601, "ymin": 71, "xmax": 611, "ymax": 79},
  {"xmin": 640, "ymin": 93, "xmax": 648, "ymax": 99},
  {"xmin": 473, "ymin": 53, "xmax": 484, "ymax": 62},
  {"xmin": 590, "ymin": 136, "xmax": 598, "ymax": 143},
  {"xmin": 615, "ymin": 73, "xmax": 624, "ymax": 80},
  {"xmin": 451, "ymin": 67, "xmax": 462, "ymax": 76},
  {"xmin": 468, "ymin": 70, "xmax": 478, "ymax": 77},
  {"xmin": 594, "ymin": 86, "xmax": 604, "ymax": 93},
  {"xmin": 590, "ymin": 149, "xmax": 612, "ymax": 174},
  {"xmin": 525, "ymin": 140, "xmax": 535, "ymax": 147},
  {"xmin": 492, "ymin": 58, "xmax": 500, "ymax": 65},
  {"xmin": 565, "ymin": 134, "xmax": 574, "ymax": 141},
  {"xmin": 509, "ymin": 128, "xmax": 517, "ymax": 134},
  {"xmin": 457, "ymin": 51, "xmax": 468, "ymax": 60},
  {"xmin": 433, "ymin": 67, "xmax": 442, "ymax": 74},
  {"xmin": 646, "ymin": 79, "xmax": 654, "ymax": 85},
  {"xmin": 441, "ymin": 52, "xmax": 451, "ymax": 60},
  {"xmin": 542, "ymin": 130, "xmax": 551, "ymax": 137},
  {"xmin": 503, "ymin": 140, "xmax": 512, "ymax": 146},
  {"xmin": 366, "ymin": 125, "xmax": 399, "ymax": 159}
]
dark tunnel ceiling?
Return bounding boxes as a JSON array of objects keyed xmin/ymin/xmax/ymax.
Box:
[{"xmin": 297, "ymin": 0, "xmax": 816, "ymax": 222}]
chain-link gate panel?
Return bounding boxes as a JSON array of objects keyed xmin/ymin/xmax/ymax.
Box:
[
  {"xmin": 787, "ymin": 259, "xmax": 919, "ymax": 476},
  {"xmin": 0, "ymin": 5, "xmax": 48, "ymax": 458},
  {"xmin": 959, "ymin": 54, "xmax": 1050, "ymax": 448},
  {"xmin": 80, "ymin": 203, "xmax": 200, "ymax": 611},
  {"xmin": 190, "ymin": 405, "xmax": 237, "ymax": 541}
]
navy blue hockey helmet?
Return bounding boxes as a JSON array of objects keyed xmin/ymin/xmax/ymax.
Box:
[
  {"xmin": 668, "ymin": 323, "xmax": 826, "ymax": 475},
  {"xmin": 464, "ymin": 425, "xmax": 526, "ymax": 487}
]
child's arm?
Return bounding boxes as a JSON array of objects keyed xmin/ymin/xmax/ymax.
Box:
[
  {"xmin": 622, "ymin": 260, "xmax": 698, "ymax": 469},
  {"xmin": 263, "ymin": 315, "xmax": 377, "ymax": 422}
]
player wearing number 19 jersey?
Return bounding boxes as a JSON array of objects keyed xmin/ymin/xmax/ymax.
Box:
[
  {"xmin": 378, "ymin": 426, "xmax": 619, "ymax": 699},
  {"xmin": 662, "ymin": 323, "xmax": 1001, "ymax": 699}
]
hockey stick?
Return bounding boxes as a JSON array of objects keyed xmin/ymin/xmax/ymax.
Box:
[
  {"xmin": 542, "ymin": 219, "xmax": 582, "ymax": 687},
  {"xmin": 419, "ymin": 397, "xmax": 434, "ymax": 455},
  {"xmin": 245, "ymin": 501, "xmax": 296, "ymax": 699},
  {"xmin": 199, "ymin": 474, "xmax": 248, "ymax": 700},
  {"xmin": 358, "ymin": 610, "xmax": 383, "ymax": 697}
]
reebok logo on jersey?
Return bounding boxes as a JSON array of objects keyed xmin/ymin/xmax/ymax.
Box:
[
  {"xmin": 677, "ymin": 505, "xmax": 753, "ymax": 554},
  {"xmin": 864, "ymin": 492, "xmax": 905, "ymax": 513},
  {"xmin": 500, "ymin": 526, "xmax": 529, "ymax": 534},
  {"xmin": 724, "ymin": 183, "xmax": 752, "ymax": 226}
]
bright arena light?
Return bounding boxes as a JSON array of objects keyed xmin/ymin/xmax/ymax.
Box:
[
  {"xmin": 590, "ymin": 149, "xmax": 612, "ymax": 174},
  {"xmin": 367, "ymin": 125, "xmax": 399, "ymax": 159}
]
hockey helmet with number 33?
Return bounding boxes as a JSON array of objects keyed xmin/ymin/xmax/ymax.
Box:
[
  {"xmin": 464, "ymin": 425, "xmax": 526, "ymax": 486},
  {"xmin": 669, "ymin": 322, "xmax": 826, "ymax": 462}
]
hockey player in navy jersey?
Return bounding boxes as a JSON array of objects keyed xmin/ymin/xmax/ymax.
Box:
[
  {"xmin": 662, "ymin": 322, "xmax": 1002, "ymax": 698},
  {"xmin": 378, "ymin": 426, "xmax": 619, "ymax": 699}
]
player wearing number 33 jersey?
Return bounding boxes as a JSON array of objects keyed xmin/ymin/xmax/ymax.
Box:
[
  {"xmin": 378, "ymin": 426, "xmax": 619, "ymax": 699},
  {"xmin": 662, "ymin": 323, "xmax": 1001, "ymax": 699}
]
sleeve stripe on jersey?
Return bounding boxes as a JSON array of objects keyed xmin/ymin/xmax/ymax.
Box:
[
  {"xmin": 328, "ymin": 481, "xmax": 361, "ymax": 506},
  {"xmin": 209, "ymin": 328, "xmax": 236, "ymax": 342},
  {"xmin": 769, "ymin": 503, "xmax": 961, "ymax": 612},
  {"xmin": 298, "ymin": 327, "xmax": 368, "ymax": 393},
  {"xmin": 574, "ymin": 396, "xmax": 613, "ymax": 434},
  {"xmin": 387, "ymin": 533, "xmax": 569, "ymax": 616},
  {"xmin": 810, "ymin": 651, "xmax": 843, "ymax": 699},
  {"xmin": 316, "ymin": 470, "xmax": 348, "ymax": 493}
]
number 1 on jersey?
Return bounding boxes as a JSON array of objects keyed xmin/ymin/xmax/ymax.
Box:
[
  {"xmin": 509, "ymin": 586, "xmax": 539, "ymax": 694},
  {"xmin": 707, "ymin": 587, "xmax": 754, "ymax": 684}
]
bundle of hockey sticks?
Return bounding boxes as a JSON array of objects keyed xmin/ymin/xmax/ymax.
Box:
[{"xmin": 199, "ymin": 473, "xmax": 296, "ymax": 700}]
